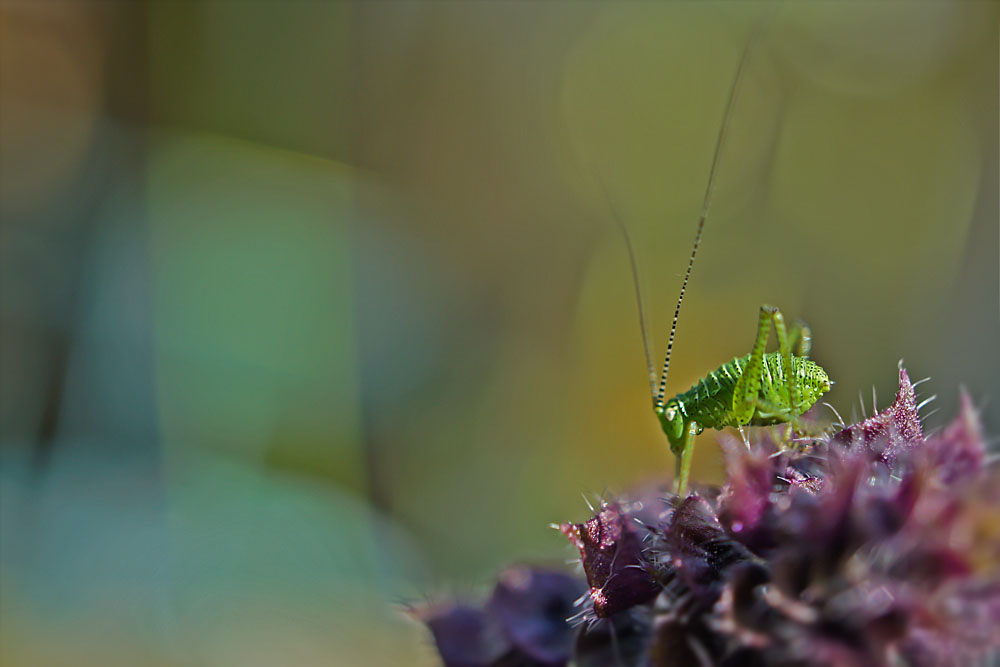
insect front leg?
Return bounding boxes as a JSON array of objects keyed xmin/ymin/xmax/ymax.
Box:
[
  {"xmin": 674, "ymin": 419, "xmax": 701, "ymax": 497},
  {"xmin": 770, "ymin": 308, "xmax": 802, "ymax": 412},
  {"xmin": 730, "ymin": 306, "xmax": 773, "ymax": 424}
]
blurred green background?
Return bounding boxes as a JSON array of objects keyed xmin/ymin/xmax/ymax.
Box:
[{"xmin": 1, "ymin": 1, "xmax": 997, "ymax": 665}]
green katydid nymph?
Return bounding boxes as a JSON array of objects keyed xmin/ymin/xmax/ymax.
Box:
[
  {"xmin": 653, "ymin": 305, "xmax": 832, "ymax": 497},
  {"xmin": 614, "ymin": 28, "xmax": 833, "ymax": 497}
]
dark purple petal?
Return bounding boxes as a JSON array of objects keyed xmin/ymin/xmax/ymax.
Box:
[
  {"xmin": 947, "ymin": 580, "xmax": 1000, "ymax": 648},
  {"xmin": 923, "ymin": 389, "xmax": 987, "ymax": 483},
  {"xmin": 792, "ymin": 455, "xmax": 862, "ymax": 570},
  {"xmin": 862, "ymin": 468, "xmax": 921, "ymax": 541},
  {"xmin": 717, "ymin": 649, "xmax": 767, "ymax": 667},
  {"xmin": 662, "ymin": 495, "xmax": 754, "ymax": 608},
  {"xmin": 717, "ymin": 438, "xmax": 776, "ymax": 545},
  {"xmin": 762, "ymin": 454, "xmax": 868, "ymax": 601},
  {"xmin": 487, "ymin": 567, "xmax": 585, "ymax": 665},
  {"xmin": 648, "ymin": 614, "xmax": 723, "ymax": 667},
  {"xmin": 833, "ymin": 366, "xmax": 923, "ymax": 468},
  {"xmin": 421, "ymin": 604, "xmax": 512, "ymax": 667},
  {"xmin": 716, "ymin": 561, "xmax": 773, "ymax": 637},
  {"xmin": 559, "ymin": 503, "xmax": 660, "ymax": 618},
  {"xmin": 890, "ymin": 546, "xmax": 973, "ymax": 583},
  {"xmin": 573, "ymin": 607, "xmax": 652, "ymax": 667},
  {"xmin": 898, "ymin": 579, "xmax": 1000, "ymax": 667}
]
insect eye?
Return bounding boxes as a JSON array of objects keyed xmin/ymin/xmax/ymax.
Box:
[{"xmin": 665, "ymin": 406, "xmax": 677, "ymax": 421}]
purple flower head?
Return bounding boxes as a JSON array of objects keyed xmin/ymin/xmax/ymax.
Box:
[{"xmin": 422, "ymin": 366, "xmax": 1000, "ymax": 666}]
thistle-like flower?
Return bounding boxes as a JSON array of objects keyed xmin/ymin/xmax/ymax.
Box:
[{"xmin": 419, "ymin": 367, "xmax": 999, "ymax": 666}]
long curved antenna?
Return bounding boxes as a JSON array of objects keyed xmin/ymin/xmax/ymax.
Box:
[
  {"xmin": 599, "ymin": 178, "xmax": 658, "ymax": 398},
  {"xmin": 654, "ymin": 23, "xmax": 769, "ymax": 410}
]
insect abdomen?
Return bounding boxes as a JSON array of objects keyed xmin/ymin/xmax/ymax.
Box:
[
  {"xmin": 674, "ymin": 353, "xmax": 829, "ymax": 430},
  {"xmin": 673, "ymin": 357, "xmax": 744, "ymax": 429}
]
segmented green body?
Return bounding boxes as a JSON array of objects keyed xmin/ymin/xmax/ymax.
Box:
[{"xmin": 670, "ymin": 353, "xmax": 830, "ymax": 430}]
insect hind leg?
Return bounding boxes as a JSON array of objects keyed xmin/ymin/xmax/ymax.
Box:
[
  {"xmin": 731, "ymin": 305, "xmax": 801, "ymax": 424},
  {"xmin": 789, "ymin": 318, "xmax": 812, "ymax": 358}
]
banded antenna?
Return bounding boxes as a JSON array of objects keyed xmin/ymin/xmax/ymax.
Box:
[{"xmin": 652, "ymin": 21, "xmax": 771, "ymax": 411}]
